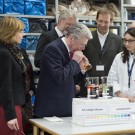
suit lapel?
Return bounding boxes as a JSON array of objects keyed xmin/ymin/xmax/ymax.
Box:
[
  {"xmin": 59, "ymin": 39, "xmax": 70, "ymax": 61},
  {"xmin": 52, "ymin": 29, "xmax": 59, "ymax": 39},
  {"xmin": 102, "ymin": 32, "xmax": 113, "ymax": 55},
  {"xmin": 92, "ymin": 31, "xmax": 102, "ymax": 54}
]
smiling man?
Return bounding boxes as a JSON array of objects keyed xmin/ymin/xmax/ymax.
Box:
[{"xmin": 78, "ymin": 8, "xmax": 123, "ymax": 97}]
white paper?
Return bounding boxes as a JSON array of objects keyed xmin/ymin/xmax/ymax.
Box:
[{"xmin": 43, "ymin": 116, "xmax": 63, "ymax": 122}]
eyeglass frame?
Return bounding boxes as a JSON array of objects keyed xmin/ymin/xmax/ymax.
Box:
[
  {"xmin": 122, "ymin": 38, "xmax": 135, "ymax": 44},
  {"xmin": 78, "ymin": 41, "xmax": 87, "ymax": 48}
]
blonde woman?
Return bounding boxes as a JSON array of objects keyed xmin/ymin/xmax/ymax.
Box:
[{"xmin": 0, "ymin": 17, "xmax": 35, "ymax": 135}]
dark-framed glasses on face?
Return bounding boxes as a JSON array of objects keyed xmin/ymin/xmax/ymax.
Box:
[
  {"xmin": 77, "ymin": 41, "xmax": 87, "ymax": 48},
  {"xmin": 122, "ymin": 38, "xmax": 135, "ymax": 44}
]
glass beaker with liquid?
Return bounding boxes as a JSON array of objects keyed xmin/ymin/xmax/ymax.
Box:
[
  {"xmin": 86, "ymin": 77, "xmax": 99, "ymax": 99},
  {"xmin": 101, "ymin": 76, "xmax": 113, "ymax": 97}
]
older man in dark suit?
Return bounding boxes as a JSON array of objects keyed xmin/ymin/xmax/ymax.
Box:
[
  {"xmin": 34, "ymin": 9, "xmax": 77, "ymax": 68},
  {"xmin": 34, "ymin": 9, "xmax": 83, "ymax": 96},
  {"xmin": 34, "ymin": 23, "xmax": 93, "ymax": 117}
]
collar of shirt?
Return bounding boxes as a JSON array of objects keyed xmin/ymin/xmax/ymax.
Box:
[
  {"xmin": 127, "ymin": 53, "xmax": 135, "ymax": 73},
  {"xmin": 61, "ymin": 37, "xmax": 70, "ymax": 55},
  {"xmin": 97, "ymin": 29, "xmax": 109, "ymax": 38},
  {"xmin": 55, "ymin": 26, "xmax": 63, "ymax": 37}
]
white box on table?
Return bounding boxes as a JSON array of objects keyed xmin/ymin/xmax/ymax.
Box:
[{"xmin": 72, "ymin": 97, "xmax": 132, "ymax": 126}]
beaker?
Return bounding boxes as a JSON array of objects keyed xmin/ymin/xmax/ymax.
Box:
[{"xmin": 86, "ymin": 77, "xmax": 99, "ymax": 98}]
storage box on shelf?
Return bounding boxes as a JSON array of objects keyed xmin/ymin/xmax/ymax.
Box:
[
  {"xmin": 24, "ymin": 0, "xmax": 46, "ymax": 16},
  {"xmin": 3, "ymin": 0, "xmax": 46, "ymax": 15}
]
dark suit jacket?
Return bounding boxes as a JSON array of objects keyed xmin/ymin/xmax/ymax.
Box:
[
  {"xmin": 34, "ymin": 29, "xmax": 83, "ymax": 96},
  {"xmin": 34, "ymin": 29, "xmax": 59, "ymax": 68},
  {"xmin": 0, "ymin": 43, "xmax": 25, "ymax": 121},
  {"xmin": 79, "ymin": 30, "xmax": 123, "ymax": 97},
  {"xmin": 34, "ymin": 38, "xmax": 81, "ymax": 117}
]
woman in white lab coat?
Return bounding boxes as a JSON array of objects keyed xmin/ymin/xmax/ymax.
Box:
[{"xmin": 108, "ymin": 28, "xmax": 135, "ymax": 102}]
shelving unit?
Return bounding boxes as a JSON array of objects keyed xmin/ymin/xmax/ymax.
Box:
[
  {"xmin": 0, "ymin": 0, "xmax": 129, "ymax": 43},
  {"xmin": 74, "ymin": 0, "xmax": 121, "ymax": 35},
  {"xmin": 23, "ymin": 0, "xmax": 122, "ymax": 58},
  {"xmin": 121, "ymin": 0, "xmax": 135, "ymax": 36},
  {"xmin": 0, "ymin": 14, "xmax": 55, "ymax": 19},
  {"xmin": 1, "ymin": 0, "xmax": 130, "ymax": 60},
  {"xmin": 77, "ymin": 15, "xmax": 121, "ymax": 22}
]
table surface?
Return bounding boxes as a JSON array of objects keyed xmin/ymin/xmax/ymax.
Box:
[{"xmin": 29, "ymin": 117, "xmax": 135, "ymax": 135}]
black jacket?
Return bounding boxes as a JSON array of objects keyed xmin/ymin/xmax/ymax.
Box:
[
  {"xmin": 0, "ymin": 43, "xmax": 25, "ymax": 121},
  {"xmin": 0, "ymin": 43, "xmax": 35, "ymax": 121},
  {"xmin": 34, "ymin": 29, "xmax": 59, "ymax": 68}
]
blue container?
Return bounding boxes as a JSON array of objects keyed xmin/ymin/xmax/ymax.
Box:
[
  {"xmin": 18, "ymin": 17, "xmax": 29, "ymax": 33},
  {"xmin": 4, "ymin": 1, "xmax": 24, "ymax": 14},
  {"xmin": 0, "ymin": 0, "xmax": 3, "ymax": 14},
  {"xmin": 26, "ymin": 36, "xmax": 39, "ymax": 50},
  {"xmin": 24, "ymin": 1, "xmax": 46, "ymax": 15},
  {"xmin": 24, "ymin": 0, "xmax": 44, "ymax": 1},
  {"xmin": 19, "ymin": 37, "xmax": 26, "ymax": 50},
  {"xmin": 4, "ymin": 0, "xmax": 24, "ymax": 4}
]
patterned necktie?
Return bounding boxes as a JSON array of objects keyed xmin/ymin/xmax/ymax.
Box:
[{"xmin": 69, "ymin": 52, "xmax": 73, "ymax": 59}]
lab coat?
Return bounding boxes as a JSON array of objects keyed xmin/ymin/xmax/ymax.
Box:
[{"xmin": 108, "ymin": 52, "xmax": 135, "ymax": 96}]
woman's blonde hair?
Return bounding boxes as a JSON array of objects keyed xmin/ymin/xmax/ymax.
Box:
[{"xmin": 0, "ymin": 16, "xmax": 24, "ymax": 44}]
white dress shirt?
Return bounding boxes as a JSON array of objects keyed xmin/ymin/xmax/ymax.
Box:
[
  {"xmin": 97, "ymin": 30, "xmax": 109, "ymax": 50},
  {"xmin": 55, "ymin": 26, "xmax": 63, "ymax": 37},
  {"xmin": 108, "ymin": 52, "xmax": 135, "ymax": 96}
]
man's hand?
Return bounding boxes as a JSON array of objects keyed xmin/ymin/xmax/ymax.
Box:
[
  {"xmin": 79, "ymin": 56, "xmax": 92, "ymax": 71},
  {"xmin": 79, "ymin": 60, "xmax": 86, "ymax": 71},
  {"xmin": 72, "ymin": 51, "xmax": 84, "ymax": 63},
  {"xmin": 81, "ymin": 56, "xmax": 92, "ymax": 71}
]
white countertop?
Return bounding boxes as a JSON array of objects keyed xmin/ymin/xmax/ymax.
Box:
[{"xmin": 29, "ymin": 117, "xmax": 135, "ymax": 135}]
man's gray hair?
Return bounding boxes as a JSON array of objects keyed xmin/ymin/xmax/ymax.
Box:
[
  {"xmin": 58, "ymin": 9, "xmax": 77, "ymax": 21},
  {"xmin": 66, "ymin": 23, "xmax": 93, "ymax": 40}
]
